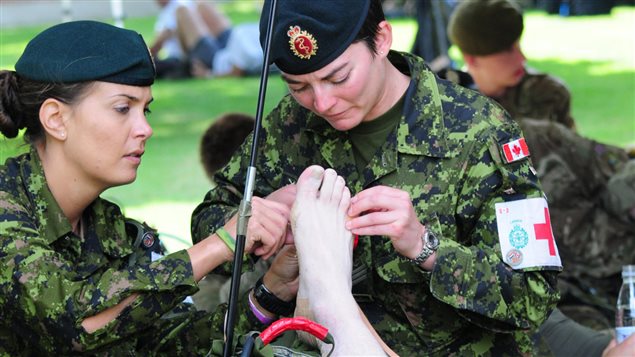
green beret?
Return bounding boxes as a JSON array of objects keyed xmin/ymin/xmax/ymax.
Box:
[
  {"xmin": 260, "ymin": 0, "xmax": 371, "ymax": 75},
  {"xmin": 447, "ymin": 0, "xmax": 524, "ymax": 56},
  {"xmin": 15, "ymin": 20, "xmax": 155, "ymax": 85}
]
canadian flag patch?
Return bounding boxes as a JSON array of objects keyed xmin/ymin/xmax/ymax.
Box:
[{"xmin": 502, "ymin": 137, "xmax": 530, "ymax": 163}]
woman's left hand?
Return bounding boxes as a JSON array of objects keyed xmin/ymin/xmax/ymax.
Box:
[
  {"xmin": 266, "ymin": 184, "xmax": 297, "ymax": 245},
  {"xmin": 346, "ymin": 185, "xmax": 424, "ymax": 259},
  {"xmin": 245, "ymin": 196, "xmax": 291, "ymax": 259}
]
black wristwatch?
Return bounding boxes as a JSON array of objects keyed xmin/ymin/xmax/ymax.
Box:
[
  {"xmin": 409, "ymin": 228, "xmax": 440, "ymax": 266},
  {"xmin": 253, "ymin": 277, "xmax": 296, "ymax": 316}
]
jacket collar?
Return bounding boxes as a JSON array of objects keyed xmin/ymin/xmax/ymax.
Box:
[{"xmin": 23, "ymin": 148, "xmax": 133, "ymax": 257}]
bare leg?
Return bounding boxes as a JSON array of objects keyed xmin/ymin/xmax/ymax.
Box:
[
  {"xmin": 196, "ymin": 1, "xmax": 232, "ymax": 38},
  {"xmin": 292, "ymin": 165, "xmax": 384, "ymax": 356},
  {"xmin": 175, "ymin": 5, "xmax": 210, "ymax": 51}
]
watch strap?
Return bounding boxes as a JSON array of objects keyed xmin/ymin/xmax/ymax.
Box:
[
  {"xmin": 253, "ymin": 277, "xmax": 296, "ymax": 316},
  {"xmin": 409, "ymin": 229, "xmax": 439, "ymax": 265}
]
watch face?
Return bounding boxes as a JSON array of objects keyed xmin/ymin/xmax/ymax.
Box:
[{"xmin": 427, "ymin": 231, "xmax": 440, "ymax": 249}]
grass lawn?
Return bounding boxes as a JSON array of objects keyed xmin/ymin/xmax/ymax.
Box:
[{"xmin": 1, "ymin": 4, "xmax": 633, "ymax": 251}]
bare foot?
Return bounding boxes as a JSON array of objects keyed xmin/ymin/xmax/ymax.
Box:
[
  {"xmin": 292, "ymin": 165, "xmax": 353, "ymax": 292},
  {"xmin": 291, "ymin": 165, "xmax": 384, "ymax": 356}
]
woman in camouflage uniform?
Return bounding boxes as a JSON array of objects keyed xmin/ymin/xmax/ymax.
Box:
[
  {"xmin": 0, "ymin": 20, "xmax": 289, "ymax": 355},
  {"xmin": 192, "ymin": 0, "xmax": 563, "ymax": 355}
]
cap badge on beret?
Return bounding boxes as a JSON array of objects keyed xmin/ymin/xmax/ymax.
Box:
[{"xmin": 287, "ymin": 25, "xmax": 318, "ymax": 60}]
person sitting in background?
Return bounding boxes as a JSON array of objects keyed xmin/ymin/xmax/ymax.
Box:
[
  {"xmin": 446, "ymin": 0, "xmax": 575, "ymax": 130},
  {"xmin": 154, "ymin": 1, "xmax": 264, "ymax": 79},
  {"xmin": 150, "ymin": 0, "xmax": 193, "ymax": 79},
  {"xmin": 444, "ymin": 0, "xmax": 635, "ymax": 355},
  {"xmin": 199, "ymin": 112, "xmax": 255, "ymax": 181}
]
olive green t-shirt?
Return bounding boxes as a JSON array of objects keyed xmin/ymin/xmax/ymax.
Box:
[{"xmin": 348, "ymin": 95, "xmax": 405, "ymax": 175}]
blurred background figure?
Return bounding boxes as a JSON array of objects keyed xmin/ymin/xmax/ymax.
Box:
[
  {"xmin": 151, "ymin": 1, "xmax": 264, "ymax": 79},
  {"xmin": 199, "ymin": 112, "xmax": 254, "ymax": 181},
  {"xmin": 444, "ymin": 0, "xmax": 635, "ymax": 336},
  {"xmin": 150, "ymin": 0, "xmax": 193, "ymax": 79},
  {"xmin": 410, "ymin": 0, "xmax": 457, "ymax": 71}
]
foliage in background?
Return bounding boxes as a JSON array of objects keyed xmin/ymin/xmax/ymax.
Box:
[{"xmin": 1, "ymin": 4, "xmax": 633, "ymax": 250}]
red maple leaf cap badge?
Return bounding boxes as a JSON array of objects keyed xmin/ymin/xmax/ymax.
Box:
[{"xmin": 287, "ymin": 25, "xmax": 318, "ymax": 60}]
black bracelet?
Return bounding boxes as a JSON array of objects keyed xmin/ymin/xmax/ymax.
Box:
[{"xmin": 252, "ymin": 276, "xmax": 296, "ymax": 316}]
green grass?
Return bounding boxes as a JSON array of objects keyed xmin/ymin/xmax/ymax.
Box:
[{"xmin": 1, "ymin": 5, "xmax": 634, "ymax": 251}]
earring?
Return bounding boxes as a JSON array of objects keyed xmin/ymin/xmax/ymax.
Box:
[{"xmin": 60, "ymin": 132, "xmax": 66, "ymax": 138}]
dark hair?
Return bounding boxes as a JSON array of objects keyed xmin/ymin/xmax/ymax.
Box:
[
  {"xmin": 353, "ymin": 0, "xmax": 385, "ymax": 55},
  {"xmin": 200, "ymin": 113, "xmax": 255, "ymax": 180},
  {"xmin": 0, "ymin": 70, "xmax": 93, "ymax": 142}
]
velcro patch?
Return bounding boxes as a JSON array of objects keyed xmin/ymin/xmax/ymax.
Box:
[
  {"xmin": 501, "ymin": 137, "xmax": 530, "ymax": 163},
  {"xmin": 495, "ymin": 197, "xmax": 562, "ymax": 270}
]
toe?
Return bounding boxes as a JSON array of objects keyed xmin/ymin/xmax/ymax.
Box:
[
  {"xmin": 296, "ymin": 165, "xmax": 325, "ymax": 198},
  {"xmin": 319, "ymin": 168, "xmax": 338, "ymax": 203}
]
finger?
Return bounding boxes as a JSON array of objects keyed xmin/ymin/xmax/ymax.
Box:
[
  {"xmin": 267, "ymin": 184, "xmax": 297, "ymax": 208},
  {"xmin": 247, "ymin": 206, "xmax": 289, "ymax": 256},
  {"xmin": 251, "ymin": 221, "xmax": 286, "ymax": 257},
  {"xmin": 347, "ymin": 211, "xmax": 409, "ymax": 239},
  {"xmin": 284, "ymin": 228, "xmax": 295, "ymax": 245},
  {"xmin": 349, "ymin": 225, "xmax": 397, "ymax": 237},
  {"xmin": 255, "ymin": 196, "xmax": 291, "ymax": 218},
  {"xmin": 349, "ymin": 188, "xmax": 411, "ymax": 217},
  {"xmin": 252, "ymin": 200, "xmax": 291, "ymax": 239},
  {"xmin": 351, "ymin": 185, "xmax": 411, "ymax": 203},
  {"xmin": 252, "ymin": 231, "xmax": 283, "ymax": 259},
  {"xmin": 347, "ymin": 210, "xmax": 399, "ymax": 230}
]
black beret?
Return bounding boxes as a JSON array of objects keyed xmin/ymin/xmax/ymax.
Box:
[
  {"xmin": 15, "ymin": 20, "xmax": 155, "ymax": 86},
  {"xmin": 447, "ymin": 0, "xmax": 524, "ymax": 56},
  {"xmin": 260, "ymin": 0, "xmax": 371, "ymax": 75}
]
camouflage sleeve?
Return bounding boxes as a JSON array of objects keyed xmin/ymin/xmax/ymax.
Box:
[
  {"xmin": 76, "ymin": 250, "xmax": 200, "ymax": 349},
  {"xmin": 523, "ymin": 73, "xmax": 575, "ymax": 130},
  {"xmin": 429, "ymin": 120, "xmax": 560, "ymax": 332},
  {"xmin": 544, "ymin": 80, "xmax": 574, "ymax": 130},
  {"xmin": 0, "ymin": 204, "xmax": 198, "ymax": 350}
]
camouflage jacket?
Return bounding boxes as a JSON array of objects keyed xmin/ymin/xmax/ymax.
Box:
[
  {"xmin": 438, "ymin": 67, "xmax": 575, "ymax": 130},
  {"xmin": 192, "ymin": 51, "xmax": 561, "ymax": 356},
  {"xmin": 494, "ymin": 68, "xmax": 575, "ymax": 130},
  {"xmin": 0, "ymin": 149, "xmax": 222, "ymax": 355}
]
